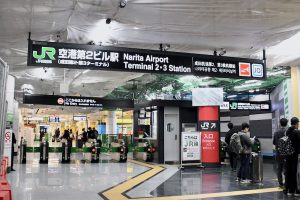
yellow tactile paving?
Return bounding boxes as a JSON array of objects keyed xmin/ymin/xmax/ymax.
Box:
[
  {"xmin": 101, "ymin": 159, "xmax": 165, "ymax": 200},
  {"xmin": 100, "ymin": 159, "xmax": 282, "ymax": 200}
]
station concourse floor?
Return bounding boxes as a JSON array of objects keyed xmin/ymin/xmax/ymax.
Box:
[{"xmin": 7, "ymin": 153, "xmax": 289, "ymax": 200}]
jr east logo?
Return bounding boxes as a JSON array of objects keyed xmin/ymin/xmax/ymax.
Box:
[
  {"xmin": 33, "ymin": 47, "xmax": 56, "ymax": 64},
  {"xmin": 251, "ymin": 64, "xmax": 264, "ymax": 78}
]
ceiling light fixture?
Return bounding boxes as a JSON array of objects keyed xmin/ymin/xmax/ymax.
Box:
[
  {"xmin": 159, "ymin": 43, "xmax": 170, "ymax": 51},
  {"xmin": 106, "ymin": 18, "xmax": 112, "ymax": 24},
  {"xmin": 120, "ymin": 0, "xmax": 128, "ymax": 8},
  {"xmin": 219, "ymin": 48, "xmax": 226, "ymax": 56}
]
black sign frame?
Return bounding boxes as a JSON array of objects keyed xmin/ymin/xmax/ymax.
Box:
[
  {"xmin": 23, "ymin": 94, "xmax": 134, "ymax": 109},
  {"xmin": 27, "ymin": 40, "xmax": 266, "ymax": 80},
  {"xmin": 221, "ymin": 101, "xmax": 271, "ymax": 111}
]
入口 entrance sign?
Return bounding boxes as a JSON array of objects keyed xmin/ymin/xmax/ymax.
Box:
[{"xmin": 28, "ymin": 40, "xmax": 266, "ymax": 79}]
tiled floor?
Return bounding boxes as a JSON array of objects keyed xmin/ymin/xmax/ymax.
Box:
[
  {"xmin": 7, "ymin": 153, "xmax": 148, "ymax": 200},
  {"xmin": 7, "ymin": 154, "xmax": 291, "ymax": 200},
  {"xmin": 150, "ymin": 162, "xmax": 287, "ymax": 200}
]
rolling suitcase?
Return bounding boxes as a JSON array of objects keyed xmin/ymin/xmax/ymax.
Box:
[{"xmin": 251, "ymin": 152, "xmax": 263, "ymax": 183}]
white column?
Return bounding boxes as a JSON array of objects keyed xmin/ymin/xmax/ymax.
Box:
[
  {"xmin": 4, "ymin": 75, "xmax": 15, "ymax": 169},
  {"xmin": 106, "ymin": 111, "xmax": 117, "ymax": 134}
]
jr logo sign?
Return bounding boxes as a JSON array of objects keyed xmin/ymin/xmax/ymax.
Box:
[{"xmin": 33, "ymin": 47, "xmax": 56, "ymax": 60}]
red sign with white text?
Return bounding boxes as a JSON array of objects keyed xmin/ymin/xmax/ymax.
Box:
[
  {"xmin": 198, "ymin": 106, "xmax": 220, "ymax": 164},
  {"xmin": 201, "ymin": 132, "xmax": 220, "ymax": 163}
]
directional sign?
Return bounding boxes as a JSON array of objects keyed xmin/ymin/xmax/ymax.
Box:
[{"xmin": 28, "ymin": 40, "xmax": 266, "ymax": 80}]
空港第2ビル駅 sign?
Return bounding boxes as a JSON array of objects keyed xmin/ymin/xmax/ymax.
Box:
[
  {"xmin": 27, "ymin": 40, "xmax": 266, "ymax": 79},
  {"xmin": 23, "ymin": 94, "xmax": 134, "ymax": 108}
]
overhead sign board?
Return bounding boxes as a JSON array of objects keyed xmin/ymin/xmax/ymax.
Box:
[
  {"xmin": 193, "ymin": 56, "xmax": 264, "ymax": 79},
  {"xmin": 28, "ymin": 40, "xmax": 266, "ymax": 79},
  {"xmin": 23, "ymin": 94, "xmax": 134, "ymax": 108},
  {"xmin": 220, "ymin": 101, "xmax": 271, "ymax": 111}
]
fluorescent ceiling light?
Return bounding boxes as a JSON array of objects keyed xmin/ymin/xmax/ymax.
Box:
[
  {"xmin": 133, "ymin": 27, "xmax": 139, "ymax": 30},
  {"xmin": 267, "ymin": 70, "xmax": 287, "ymax": 76},
  {"xmin": 249, "ymin": 90, "xmax": 254, "ymax": 93},
  {"xmin": 227, "ymin": 95, "xmax": 237, "ymax": 98},
  {"xmin": 234, "ymin": 82, "xmax": 262, "ymax": 89},
  {"xmin": 244, "ymin": 80, "xmax": 258, "ymax": 84}
]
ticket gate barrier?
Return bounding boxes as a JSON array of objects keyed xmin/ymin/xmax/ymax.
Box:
[
  {"xmin": 91, "ymin": 142, "xmax": 100, "ymax": 163},
  {"xmin": 61, "ymin": 141, "xmax": 71, "ymax": 163},
  {"xmin": 220, "ymin": 141, "xmax": 227, "ymax": 162},
  {"xmin": 135, "ymin": 142, "xmax": 155, "ymax": 162},
  {"xmin": 119, "ymin": 145, "xmax": 128, "ymax": 162},
  {"xmin": 39, "ymin": 141, "xmax": 49, "ymax": 164},
  {"xmin": 250, "ymin": 152, "xmax": 263, "ymax": 184},
  {"xmin": 111, "ymin": 142, "xmax": 128, "ymax": 162},
  {"xmin": 19, "ymin": 139, "xmax": 27, "ymax": 164}
]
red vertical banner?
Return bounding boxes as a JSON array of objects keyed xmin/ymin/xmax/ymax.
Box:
[{"xmin": 198, "ymin": 106, "xmax": 220, "ymax": 165}]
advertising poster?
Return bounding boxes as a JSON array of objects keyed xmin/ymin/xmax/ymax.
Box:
[
  {"xmin": 3, "ymin": 129, "xmax": 12, "ymax": 167},
  {"xmin": 182, "ymin": 132, "xmax": 201, "ymax": 161}
]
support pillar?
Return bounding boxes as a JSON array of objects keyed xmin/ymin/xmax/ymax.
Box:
[
  {"xmin": 198, "ymin": 106, "xmax": 220, "ymax": 167},
  {"xmin": 4, "ymin": 75, "xmax": 15, "ymax": 171},
  {"xmin": 106, "ymin": 111, "xmax": 117, "ymax": 135},
  {"xmin": 291, "ymin": 65, "xmax": 300, "ymax": 118}
]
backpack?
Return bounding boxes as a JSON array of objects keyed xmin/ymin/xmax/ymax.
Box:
[
  {"xmin": 277, "ymin": 132, "xmax": 295, "ymax": 156},
  {"xmin": 230, "ymin": 133, "xmax": 243, "ymax": 154}
]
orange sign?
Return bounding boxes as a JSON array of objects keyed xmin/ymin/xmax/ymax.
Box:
[{"xmin": 239, "ymin": 62, "xmax": 251, "ymax": 77}]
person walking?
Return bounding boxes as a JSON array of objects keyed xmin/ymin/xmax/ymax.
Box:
[
  {"xmin": 82, "ymin": 128, "xmax": 88, "ymax": 146},
  {"xmin": 237, "ymin": 123, "xmax": 253, "ymax": 184},
  {"xmin": 284, "ymin": 117, "xmax": 300, "ymax": 196},
  {"xmin": 225, "ymin": 122, "xmax": 238, "ymax": 172},
  {"xmin": 273, "ymin": 118, "xmax": 288, "ymax": 188}
]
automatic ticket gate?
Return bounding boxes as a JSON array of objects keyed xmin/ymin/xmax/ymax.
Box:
[
  {"xmin": 40, "ymin": 140, "xmax": 49, "ymax": 164},
  {"xmin": 61, "ymin": 140, "xmax": 71, "ymax": 163}
]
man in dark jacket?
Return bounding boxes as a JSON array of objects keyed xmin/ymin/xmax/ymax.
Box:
[
  {"xmin": 87, "ymin": 127, "xmax": 95, "ymax": 139},
  {"xmin": 11, "ymin": 132, "xmax": 17, "ymax": 171},
  {"xmin": 273, "ymin": 118, "xmax": 288, "ymax": 188},
  {"xmin": 237, "ymin": 123, "xmax": 253, "ymax": 184},
  {"xmin": 284, "ymin": 117, "xmax": 300, "ymax": 196},
  {"xmin": 225, "ymin": 123, "xmax": 238, "ymax": 171},
  {"xmin": 82, "ymin": 128, "xmax": 87, "ymax": 146}
]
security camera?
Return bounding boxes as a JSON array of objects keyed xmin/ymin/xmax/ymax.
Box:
[
  {"xmin": 106, "ymin": 18, "xmax": 112, "ymax": 24},
  {"xmin": 120, "ymin": 0, "xmax": 127, "ymax": 8},
  {"xmin": 219, "ymin": 48, "xmax": 226, "ymax": 56}
]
